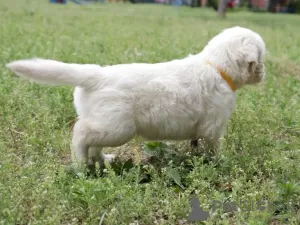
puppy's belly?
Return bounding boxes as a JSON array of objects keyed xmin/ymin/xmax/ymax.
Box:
[
  {"xmin": 134, "ymin": 104, "xmax": 201, "ymax": 141},
  {"xmin": 138, "ymin": 131, "xmax": 196, "ymax": 141},
  {"xmin": 136, "ymin": 122, "xmax": 198, "ymax": 140}
]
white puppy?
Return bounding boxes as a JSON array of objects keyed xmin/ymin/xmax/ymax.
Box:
[{"xmin": 7, "ymin": 26, "xmax": 266, "ymax": 167}]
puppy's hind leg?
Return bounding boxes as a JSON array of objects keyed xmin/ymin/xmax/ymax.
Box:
[
  {"xmin": 71, "ymin": 120, "xmax": 90, "ymax": 168},
  {"xmin": 88, "ymin": 146, "xmax": 115, "ymax": 166},
  {"xmin": 88, "ymin": 146, "xmax": 102, "ymax": 165},
  {"xmin": 92, "ymin": 116, "xmax": 136, "ymax": 163},
  {"xmin": 101, "ymin": 152, "xmax": 116, "ymax": 164}
]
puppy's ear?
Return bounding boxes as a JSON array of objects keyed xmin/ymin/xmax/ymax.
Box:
[{"xmin": 237, "ymin": 38, "xmax": 259, "ymax": 72}]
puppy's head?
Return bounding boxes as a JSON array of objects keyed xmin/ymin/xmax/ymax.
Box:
[{"xmin": 204, "ymin": 27, "xmax": 266, "ymax": 88}]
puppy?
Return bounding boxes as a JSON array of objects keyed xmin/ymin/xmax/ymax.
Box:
[{"xmin": 7, "ymin": 26, "xmax": 266, "ymax": 167}]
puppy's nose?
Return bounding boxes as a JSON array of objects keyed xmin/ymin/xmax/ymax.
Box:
[{"xmin": 256, "ymin": 63, "xmax": 265, "ymax": 75}]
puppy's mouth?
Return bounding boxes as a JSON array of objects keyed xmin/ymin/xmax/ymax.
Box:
[{"xmin": 256, "ymin": 62, "xmax": 266, "ymax": 82}]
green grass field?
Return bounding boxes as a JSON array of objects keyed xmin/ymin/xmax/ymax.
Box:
[{"xmin": 1, "ymin": 0, "xmax": 300, "ymax": 224}]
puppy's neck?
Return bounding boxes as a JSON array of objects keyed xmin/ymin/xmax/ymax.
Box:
[
  {"xmin": 205, "ymin": 60, "xmax": 236, "ymax": 92},
  {"xmin": 201, "ymin": 48, "xmax": 248, "ymax": 90}
]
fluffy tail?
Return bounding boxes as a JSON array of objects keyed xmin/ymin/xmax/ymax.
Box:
[{"xmin": 7, "ymin": 58, "xmax": 102, "ymax": 88}]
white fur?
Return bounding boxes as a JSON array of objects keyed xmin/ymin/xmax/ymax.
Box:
[{"xmin": 6, "ymin": 26, "xmax": 266, "ymax": 166}]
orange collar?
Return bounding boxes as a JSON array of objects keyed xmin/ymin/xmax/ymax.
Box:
[{"xmin": 206, "ymin": 60, "xmax": 236, "ymax": 92}]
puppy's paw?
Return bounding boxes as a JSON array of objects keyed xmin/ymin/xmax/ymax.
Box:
[
  {"xmin": 102, "ymin": 154, "xmax": 116, "ymax": 163},
  {"xmin": 65, "ymin": 163, "xmax": 87, "ymax": 178}
]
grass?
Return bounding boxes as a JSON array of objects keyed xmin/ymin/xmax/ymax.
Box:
[{"xmin": 1, "ymin": 0, "xmax": 300, "ymax": 224}]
